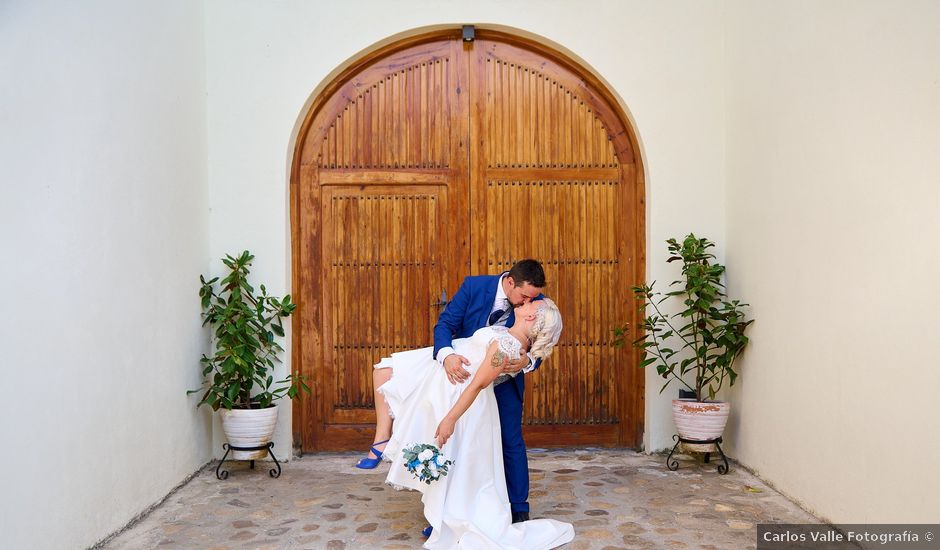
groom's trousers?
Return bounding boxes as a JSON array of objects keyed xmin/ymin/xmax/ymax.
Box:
[{"xmin": 494, "ymin": 374, "xmax": 529, "ymax": 514}]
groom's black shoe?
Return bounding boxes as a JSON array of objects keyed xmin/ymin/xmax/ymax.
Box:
[{"xmin": 511, "ymin": 511, "xmax": 530, "ymax": 523}]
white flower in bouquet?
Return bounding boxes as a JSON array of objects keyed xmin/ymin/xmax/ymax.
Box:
[{"xmin": 418, "ymin": 449, "xmax": 434, "ymax": 461}]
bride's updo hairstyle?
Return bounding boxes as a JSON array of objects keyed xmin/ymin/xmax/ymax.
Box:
[{"xmin": 529, "ymin": 298, "xmax": 563, "ymax": 360}]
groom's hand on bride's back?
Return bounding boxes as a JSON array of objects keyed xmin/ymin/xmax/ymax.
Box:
[{"xmin": 443, "ymin": 354, "xmax": 471, "ymax": 385}]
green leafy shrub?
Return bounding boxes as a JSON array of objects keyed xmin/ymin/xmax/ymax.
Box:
[
  {"xmin": 189, "ymin": 251, "xmax": 309, "ymax": 410},
  {"xmin": 615, "ymin": 234, "xmax": 754, "ymax": 402}
]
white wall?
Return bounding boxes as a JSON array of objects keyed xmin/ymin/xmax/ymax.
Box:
[
  {"xmin": 2, "ymin": 0, "xmax": 935, "ymax": 543},
  {"xmin": 0, "ymin": 1, "xmax": 210, "ymax": 549},
  {"xmin": 205, "ymin": 0, "xmax": 727, "ymax": 456},
  {"xmin": 723, "ymin": 0, "xmax": 940, "ymax": 523}
]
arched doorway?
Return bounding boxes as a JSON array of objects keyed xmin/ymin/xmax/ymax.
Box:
[{"xmin": 291, "ymin": 27, "xmax": 645, "ymax": 452}]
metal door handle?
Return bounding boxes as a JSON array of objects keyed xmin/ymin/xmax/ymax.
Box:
[{"xmin": 431, "ymin": 290, "xmax": 449, "ymax": 308}]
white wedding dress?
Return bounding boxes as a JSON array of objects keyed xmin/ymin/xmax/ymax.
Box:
[{"xmin": 376, "ymin": 326, "xmax": 574, "ymax": 550}]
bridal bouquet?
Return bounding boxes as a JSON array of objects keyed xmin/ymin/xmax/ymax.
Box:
[{"xmin": 401, "ymin": 443, "xmax": 453, "ymax": 484}]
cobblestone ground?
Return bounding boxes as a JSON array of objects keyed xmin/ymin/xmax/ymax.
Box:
[{"xmin": 102, "ymin": 449, "xmax": 820, "ymax": 549}]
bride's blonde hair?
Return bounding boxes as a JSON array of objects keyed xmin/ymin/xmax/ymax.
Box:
[{"xmin": 529, "ymin": 298, "xmax": 563, "ymax": 360}]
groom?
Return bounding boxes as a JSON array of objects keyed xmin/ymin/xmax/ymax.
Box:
[{"xmin": 433, "ymin": 258, "xmax": 547, "ymax": 523}]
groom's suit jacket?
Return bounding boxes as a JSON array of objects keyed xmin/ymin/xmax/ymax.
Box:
[{"xmin": 433, "ymin": 274, "xmax": 543, "ymax": 401}]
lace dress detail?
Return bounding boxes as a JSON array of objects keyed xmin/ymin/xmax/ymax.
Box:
[
  {"xmin": 488, "ymin": 326, "xmax": 523, "ymax": 387},
  {"xmin": 373, "ymin": 356, "xmax": 397, "ymax": 422},
  {"xmin": 488, "ymin": 326, "xmax": 523, "ymax": 359}
]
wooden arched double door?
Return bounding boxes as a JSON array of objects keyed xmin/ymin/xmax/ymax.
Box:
[{"xmin": 291, "ymin": 28, "xmax": 645, "ymax": 452}]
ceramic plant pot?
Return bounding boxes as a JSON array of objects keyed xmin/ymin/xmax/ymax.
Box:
[
  {"xmin": 672, "ymin": 399, "xmax": 730, "ymax": 452},
  {"xmin": 219, "ymin": 406, "xmax": 278, "ymax": 460}
]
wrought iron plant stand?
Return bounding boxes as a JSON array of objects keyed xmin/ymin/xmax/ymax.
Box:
[
  {"xmin": 216, "ymin": 442, "xmax": 282, "ymax": 479},
  {"xmin": 666, "ymin": 434, "xmax": 730, "ymax": 474}
]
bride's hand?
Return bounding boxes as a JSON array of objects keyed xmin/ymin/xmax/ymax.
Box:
[{"xmin": 435, "ymin": 417, "xmax": 456, "ymax": 447}]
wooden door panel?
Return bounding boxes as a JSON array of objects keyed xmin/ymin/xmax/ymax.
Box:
[
  {"xmin": 296, "ymin": 38, "xmax": 469, "ymax": 450},
  {"xmin": 322, "ymin": 184, "xmax": 448, "ymax": 425},
  {"xmin": 470, "ymin": 37, "xmax": 640, "ymax": 447},
  {"xmin": 301, "ymin": 39, "xmax": 456, "ymax": 168}
]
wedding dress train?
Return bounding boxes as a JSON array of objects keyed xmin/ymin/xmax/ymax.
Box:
[{"xmin": 375, "ymin": 326, "xmax": 574, "ymax": 549}]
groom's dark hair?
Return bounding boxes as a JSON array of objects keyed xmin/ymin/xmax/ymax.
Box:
[{"xmin": 508, "ymin": 259, "xmax": 546, "ymax": 288}]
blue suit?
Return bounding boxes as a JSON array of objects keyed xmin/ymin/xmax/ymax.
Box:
[{"xmin": 433, "ymin": 274, "xmax": 543, "ymax": 514}]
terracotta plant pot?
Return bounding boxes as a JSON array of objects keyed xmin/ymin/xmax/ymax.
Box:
[
  {"xmin": 672, "ymin": 399, "xmax": 730, "ymax": 452},
  {"xmin": 220, "ymin": 406, "xmax": 278, "ymax": 460}
]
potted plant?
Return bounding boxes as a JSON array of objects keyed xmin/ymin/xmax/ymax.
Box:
[
  {"xmin": 615, "ymin": 234, "xmax": 753, "ymax": 451},
  {"xmin": 189, "ymin": 251, "xmax": 309, "ymax": 460}
]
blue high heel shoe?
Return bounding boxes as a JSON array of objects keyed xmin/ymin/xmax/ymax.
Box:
[{"xmin": 354, "ymin": 439, "xmax": 390, "ymax": 469}]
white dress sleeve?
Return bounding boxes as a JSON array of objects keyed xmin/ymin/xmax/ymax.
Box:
[
  {"xmin": 489, "ymin": 331, "xmax": 522, "ymax": 360},
  {"xmin": 488, "ymin": 329, "xmax": 522, "ymax": 386}
]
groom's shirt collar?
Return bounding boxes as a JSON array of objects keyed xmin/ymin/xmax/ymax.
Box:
[{"xmin": 492, "ymin": 273, "xmax": 509, "ymax": 312}]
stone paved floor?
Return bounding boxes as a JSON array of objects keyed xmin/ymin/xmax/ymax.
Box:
[{"xmin": 102, "ymin": 449, "xmax": 821, "ymax": 549}]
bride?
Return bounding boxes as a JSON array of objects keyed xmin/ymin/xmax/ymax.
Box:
[{"xmin": 361, "ymin": 298, "xmax": 573, "ymax": 549}]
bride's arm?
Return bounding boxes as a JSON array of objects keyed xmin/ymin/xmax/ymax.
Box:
[{"xmin": 434, "ymin": 341, "xmax": 507, "ymax": 446}]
